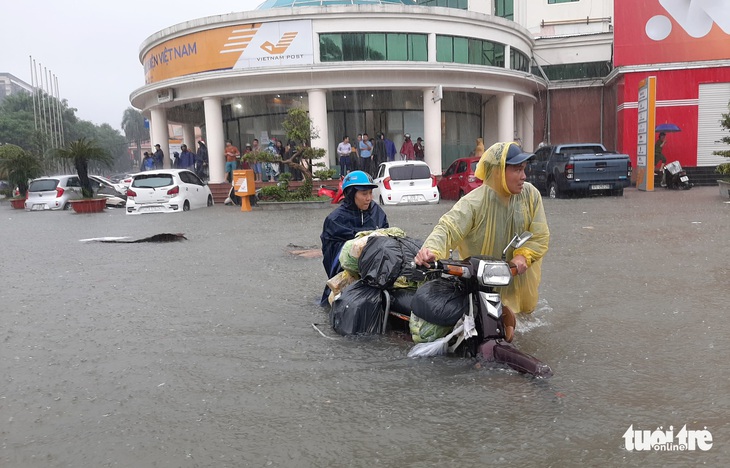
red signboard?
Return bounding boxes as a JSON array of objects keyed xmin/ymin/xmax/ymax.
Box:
[{"xmin": 614, "ymin": 0, "xmax": 730, "ymax": 67}]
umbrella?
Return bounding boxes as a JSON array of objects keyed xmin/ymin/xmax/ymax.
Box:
[{"xmin": 655, "ymin": 123, "xmax": 681, "ymax": 133}]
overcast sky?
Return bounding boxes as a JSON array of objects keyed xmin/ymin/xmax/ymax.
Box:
[{"xmin": 3, "ymin": 0, "xmax": 263, "ymax": 131}]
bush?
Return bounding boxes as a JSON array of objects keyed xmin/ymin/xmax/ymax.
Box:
[
  {"xmin": 314, "ymin": 168, "xmax": 338, "ymax": 180},
  {"xmin": 716, "ymin": 162, "xmax": 730, "ymax": 181}
]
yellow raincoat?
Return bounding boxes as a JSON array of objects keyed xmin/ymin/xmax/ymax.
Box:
[{"xmin": 422, "ymin": 142, "xmax": 550, "ymax": 313}]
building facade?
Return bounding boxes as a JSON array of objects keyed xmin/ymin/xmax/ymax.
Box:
[{"xmin": 130, "ymin": 0, "xmax": 730, "ymax": 186}]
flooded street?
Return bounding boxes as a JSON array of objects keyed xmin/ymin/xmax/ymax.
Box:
[{"xmin": 1, "ymin": 186, "xmax": 729, "ymax": 467}]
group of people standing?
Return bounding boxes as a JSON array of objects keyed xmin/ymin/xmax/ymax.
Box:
[
  {"xmin": 141, "ymin": 141, "xmax": 209, "ymax": 180},
  {"xmin": 223, "ymin": 138, "xmax": 304, "ymax": 183},
  {"xmin": 337, "ymin": 132, "xmax": 425, "ymax": 178}
]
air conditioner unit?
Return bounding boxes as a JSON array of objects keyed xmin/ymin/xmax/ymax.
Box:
[{"xmin": 157, "ymin": 89, "xmax": 174, "ymax": 103}]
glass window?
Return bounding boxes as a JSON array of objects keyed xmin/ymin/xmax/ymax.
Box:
[
  {"xmin": 29, "ymin": 179, "xmax": 58, "ymax": 192},
  {"xmin": 495, "ymin": 0, "xmax": 514, "ymax": 20},
  {"xmin": 388, "ymin": 164, "xmax": 432, "ymax": 181},
  {"xmin": 548, "ymin": 0, "xmax": 578, "ymax": 3},
  {"xmin": 511, "ymin": 48, "xmax": 530, "ymax": 72},
  {"xmin": 386, "ymin": 34, "xmax": 407, "ymax": 61},
  {"xmin": 408, "ymin": 34, "xmax": 428, "ymax": 61},
  {"xmin": 132, "ymin": 174, "xmax": 174, "ymax": 189},
  {"xmin": 436, "ymin": 36, "xmax": 453, "ymax": 62},
  {"xmin": 453, "ymin": 37, "xmax": 468, "ymax": 64},
  {"xmin": 366, "ymin": 33, "xmax": 386, "ymax": 61},
  {"xmin": 320, "ymin": 34, "xmax": 342, "ymax": 62},
  {"xmin": 343, "ymin": 33, "xmax": 365, "ymax": 61},
  {"xmin": 532, "ymin": 61, "xmax": 611, "ymax": 80}
]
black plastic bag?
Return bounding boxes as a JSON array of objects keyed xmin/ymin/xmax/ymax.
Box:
[
  {"xmin": 387, "ymin": 288, "xmax": 417, "ymax": 315},
  {"xmin": 330, "ymin": 280, "xmax": 384, "ymax": 336},
  {"xmin": 410, "ymin": 278, "xmax": 469, "ymax": 326},
  {"xmin": 359, "ymin": 236, "xmax": 422, "ymax": 289}
]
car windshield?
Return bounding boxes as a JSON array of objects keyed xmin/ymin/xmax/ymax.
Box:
[
  {"xmin": 389, "ymin": 164, "xmax": 431, "ymax": 181},
  {"xmin": 132, "ymin": 174, "xmax": 174, "ymax": 188},
  {"xmin": 29, "ymin": 179, "xmax": 59, "ymax": 192}
]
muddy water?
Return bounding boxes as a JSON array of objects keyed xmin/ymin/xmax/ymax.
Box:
[{"xmin": 1, "ymin": 187, "xmax": 729, "ymax": 467}]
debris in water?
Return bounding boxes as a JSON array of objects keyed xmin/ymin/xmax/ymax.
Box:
[{"xmin": 80, "ymin": 233, "xmax": 188, "ymax": 243}]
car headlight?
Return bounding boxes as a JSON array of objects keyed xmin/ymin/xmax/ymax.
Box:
[{"xmin": 477, "ymin": 260, "xmax": 512, "ymax": 286}]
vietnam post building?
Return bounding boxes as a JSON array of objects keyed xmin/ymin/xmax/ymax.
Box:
[{"xmin": 130, "ymin": 0, "xmax": 730, "ymax": 188}]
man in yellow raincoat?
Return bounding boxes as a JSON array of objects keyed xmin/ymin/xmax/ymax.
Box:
[{"xmin": 414, "ymin": 141, "xmax": 549, "ymax": 315}]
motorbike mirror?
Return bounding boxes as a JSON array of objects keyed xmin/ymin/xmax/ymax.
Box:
[{"xmin": 502, "ymin": 231, "xmax": 533, "ymax": 260}]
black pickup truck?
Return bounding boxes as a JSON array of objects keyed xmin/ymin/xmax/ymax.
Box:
[{"xmin": 526, "ymin": 143, "xmax": 632, "ymax": 198}]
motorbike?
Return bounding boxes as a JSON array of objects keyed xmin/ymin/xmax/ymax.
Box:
[
  {"xmin": 662, "ymin": 161, "xmax": 693, "ymax": 190},
  {"xmin": 317, "ymin": 176, "xmax": 345, "ymax": 204},
  {"xmin": 402, "ymin": 231, "xmax": 553, "ymax": 378}
]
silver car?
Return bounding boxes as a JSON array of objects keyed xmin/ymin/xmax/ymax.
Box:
[
  {"xmin": 24, "ymin": 175, "xmax": 83, "ymax": 211},
  {"xmin": 125, "ymin": 169, "xmax": 213, "ymax": 214}
]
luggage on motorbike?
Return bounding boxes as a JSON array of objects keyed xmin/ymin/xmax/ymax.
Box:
[
  {"xmin": 326, "ymin": 270, "xmax": 358, "ymax": 305},
  {"xmin": 338, "ymin": 228, "xmax": 407, "ymax": 274},
  {"xmin": 409, "ymin": 312, "xmax": 453, "ymax": 343},
  {"xmin": 410, "ymin": 277, "xmax": 469, "ymax": 326},
  {"xmin": 330, "ymin": 280, "xmax": 384, "ymax": 336},
  {"xmin": 387, "ymin": 287, "xmax": 417, "ymax": 314},
  {"xmin": 358, "ymin": 235, "xmax": 422, "ymax": 289}
]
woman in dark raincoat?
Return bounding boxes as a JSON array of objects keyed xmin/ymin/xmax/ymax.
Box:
[{"xmin": 320, "ymin": 170, "xmax": 389, "ymax": 305}]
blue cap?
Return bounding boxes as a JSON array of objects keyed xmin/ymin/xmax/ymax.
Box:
[{"xmin": 505, "ymin": 143, "xmax": 534, "ymax": 165}]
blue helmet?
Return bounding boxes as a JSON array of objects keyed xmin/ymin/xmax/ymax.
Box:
[{"xmin": 342, "ymin": 170, "xmax": 377, "ymax": 191}]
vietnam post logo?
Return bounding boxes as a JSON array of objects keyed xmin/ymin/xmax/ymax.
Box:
[
  {"xmin": 260, "ymin": 32, "xmax": 299, "ymax": 55},
  {"xmin": 646, "ymin": 0, "xmax": 730, "ymax": 41}
]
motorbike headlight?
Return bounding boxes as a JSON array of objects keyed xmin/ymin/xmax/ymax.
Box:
[{"xmin": 477, "ymin": 260, "xmax": 512, "ymax": 286}]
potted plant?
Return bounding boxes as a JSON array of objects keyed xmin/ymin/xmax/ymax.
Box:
[
  {"xmin": 0, "ymin": 144, "xmax": 43, "ymax": 209},
  {"xmin": 714, "ymin": 100, "xmax": 730, "ymax": 199},
  {"xmin": 55, "ymin": 138, "xmax": 113, "ymax": 213}
]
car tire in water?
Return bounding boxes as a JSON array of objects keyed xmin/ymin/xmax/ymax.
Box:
[
  {"xmin": 548, "ymin": 181, "xmax": 561, "ymax": 199},
  {"xmin": 207, "ymin": 195, "xmax": 213, "ymax": 206},
  {"xmin": 458, "ymin": 190, "xmax": 465, "ymax": 199},
  {"xmin": 379, "ymin": 196, "xmax": 384, "ymax": 205},
  {"xmin": 183, "ymin": 200, "xmax": 190, "ymax": 211},
  {"xmin": 63, "ymin": 202, "xmax": 71, "ymax": 210}
]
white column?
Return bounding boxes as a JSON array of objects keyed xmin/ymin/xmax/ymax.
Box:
[
  {"xmin": 203, "ymin": 97, "xmax": 225, "ymax": 184},
  {"xmin": 182, "ymin": 124, "xmax": 195, "ymax": 150},
  {"xmin": 515, "ymin": 103, "xmax": 524, "ymax": 143},
  {"xmin": 522, "ymin": 101, "xmax": 534, "ymax": 152},
  {"xmin": 423, "ymin": 87, "xmax": 442, "ymax": 175},
  {"xmin": 497, "ymin": 93, "xmax": 514, "ymax": 143},
  {"xmin": 150, "ymin": 107, "xmax": 170, "ymax": 169},
  {"xmin": 307, "ymin": 89, "xmax": 330, "ymax": 168},
  {"xmin": 428, "ymin": 33, "xmax": 437, "ymax": 63},
  {"xmin": 504, "ymin": 44, "xmax": 511, "ymax": 70}
]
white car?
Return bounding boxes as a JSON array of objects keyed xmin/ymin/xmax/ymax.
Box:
[
  {"xmin": 89, "ymin": 175, "xmax": 127, "ymax": 207},
  {"xmin": 372, "ymin": 161, "xmax": 440, "ymax": 205},
  {"xmin": 125, "ymin": 169, "xmax": 213, "ymax": 214},
  {"xmin": 24, "ymin": 175, "xmax": 83, "ymax": 211}
]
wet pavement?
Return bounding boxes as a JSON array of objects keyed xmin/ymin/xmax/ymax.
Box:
[{"xmin": 1, "ymin": 186, "xmax": 729, "ymax": 467}]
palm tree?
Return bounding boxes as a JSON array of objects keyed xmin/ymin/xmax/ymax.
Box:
[
  {"xmin": 121, "ymin": 107, "xmax": 149, "ymax": 167},
  {"xmin": 0, "ymin": 144, "xmax": 44, "ymax": 197},
  {"xmin": 55, "ymin": 138, "xmax": 113, "ymax": 198}
]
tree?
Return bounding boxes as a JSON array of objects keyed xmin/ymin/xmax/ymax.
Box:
[
  {"xmin": 0, "ymin": 144, "xmax": 43, "ymax": 197},
  {"xmin": 713, "ymin": 101, "xmax": 730, "ymax": 180},
  {"xmin": 55, "ymin": 138, "xmax": 113, "ymax": 198},
  {"xmin": 121, "ymin": 107, "xmax": 149, "ymax": 167},
  {"xmin": 279, "ymin": 107, "xmax": 327, "ymax": 182}
]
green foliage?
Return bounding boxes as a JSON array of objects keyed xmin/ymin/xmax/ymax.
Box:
[
  {"xmin": 257, "ymin": 184, "xmax": 289, "ymax": 201},
  {"xmin": 314, "ymin": 168, "xmax": 338, "ymax": 180},
  {"xmin": 0, "ymin": 144, "xmax": 43, "ymax": 197},
  {"xmin": 55, "ymin": 138, "xmax": 113, "ymax": 198},
  {"xmin": 280, "ymin": 107, "xmax": 327, "ymax": 182},
  {"xmin": 121, "ymin": 107, "xmax": 149, "ymax": 165}
]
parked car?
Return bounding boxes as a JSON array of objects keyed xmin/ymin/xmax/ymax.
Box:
[
  {"xmin": 437, "ymin": 156, "xmax": 482, "ymax": 200},
  {"xmin": 89, "ymin": 175, "xmax": 127, "ymax": 207},
  {"xmin": 24, "ymin": 175, "xmax": 83, "ymax": 211},
  {"xmin": 526, "ymin": 143, "xmax": 632, "ymax": 198},
  {"xmin": 110, "ymin": 172, "xmax": 136, "ymax": 190},
  {"xmin": 372, "ymin": 161, "xmax": 440, "ymax": 205},
  {"xmin": 125, "ymin": 169, "xmax": 213, "ymax": 214}
]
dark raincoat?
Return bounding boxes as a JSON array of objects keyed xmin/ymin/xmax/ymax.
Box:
[{"xmin": 320, "ymin": 188, "xmax": 389, "ymax": 304}]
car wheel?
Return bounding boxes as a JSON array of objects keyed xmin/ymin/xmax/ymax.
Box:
[
  {"xmin": 63, "ymin": 202, "xmax": 71, "ymax": 210},
  {"xmin": 183, "ymin": 200, "xmax": 190, "ymax": 211},
  {"xmin": 379, "ymin": 196, "xmax": 384, "ymax": 205},
  {"xmin": 458, "ymin": 190, "xmax": 465, "ymax": 199},
  {"xmin": 207, "ymin": 195, "xmax": 213, "ymax": 207},
  {"xmin": 548, "ymin": 181, "xmax": 560, "ymax": 199}
]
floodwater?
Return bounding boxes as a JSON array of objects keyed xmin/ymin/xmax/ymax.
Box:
[{"xmin": 1, "ymin": 186, "xmax": 729, "ymax": 467}]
